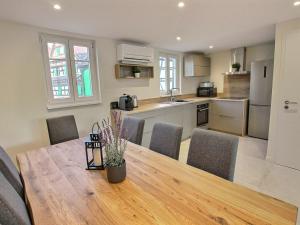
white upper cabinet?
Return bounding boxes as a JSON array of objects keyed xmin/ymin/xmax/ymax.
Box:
[{"xmin": 184, "ymin": 54, "xmax": 210, "ymax": 77}]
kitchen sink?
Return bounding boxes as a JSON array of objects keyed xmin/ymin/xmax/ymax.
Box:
[
  {"xmin": 160, "ymin": 99, "xmax": 190, "ymax": 104},
  {"xmin": 174, "ymin": 99, "xmax": 189, "ymax": 102}
]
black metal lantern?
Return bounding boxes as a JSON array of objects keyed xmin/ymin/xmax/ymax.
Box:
[{"xmin": 85, "ymin": 123, "xmax": 105, "ymax": 170}]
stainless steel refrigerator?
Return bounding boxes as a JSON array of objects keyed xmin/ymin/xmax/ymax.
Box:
[{"xmin": 248, "ymin": 59, "xmax": 274, "ymax": 139}]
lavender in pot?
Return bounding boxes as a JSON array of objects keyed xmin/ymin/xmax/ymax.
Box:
[{"xmin": 101, "ymin": 111, "xmax": 127, "ymax": 183}]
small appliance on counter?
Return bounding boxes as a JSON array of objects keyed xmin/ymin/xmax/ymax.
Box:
[
  {"xmin": 131, "ymin": 95, "xmax": 138, "ymax": 108},
  {"xmin": 110, "ymin": 101, "xmax": 119, "ymax": 109},
  {"xmin": 197, "ymin": 82, "xmax": 217, "ymax": 97},
  {"xmin": 119, "ymin": 94, "xmax": 134, "ymax": 111}
]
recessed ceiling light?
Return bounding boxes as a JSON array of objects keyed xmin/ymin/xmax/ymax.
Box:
[
  {"xmin": 176, "ymin": 36, "xmax": 181, "ymax": 41},
  {"xmin": 178, "ymin": 2, "xmax": 185, "ymax": 8},
  {"xmin": 294, "ymin": 1, "xmax": 300, "ymax": 6},
  {"xmin": 209, "ymin": 45, "xmax": 214, "ymax": 49},
  {"xmin": 53, "ymin": 4, "xmax": 62, "ymax": 10}
]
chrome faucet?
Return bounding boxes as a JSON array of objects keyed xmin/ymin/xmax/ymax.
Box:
[{"xmin": 169, "ymin": 88, "xmax": 179, "ymax": 102}]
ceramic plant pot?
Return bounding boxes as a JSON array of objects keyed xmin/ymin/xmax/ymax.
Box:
[
  {"xmin": 106, "ymin": 160, "xmax": 126, "ymax": 183},
  {"xmin": 232, "ymin": 68, "xmax": 237, "ymax": 73},
  {"xmin": 134, "ymin": 73, "xmax": 141, "ymax": 78}
]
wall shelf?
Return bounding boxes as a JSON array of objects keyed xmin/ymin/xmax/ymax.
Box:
[{"xmin": 115, "ymin": 64, "xmax": 154, "ymax": 79}]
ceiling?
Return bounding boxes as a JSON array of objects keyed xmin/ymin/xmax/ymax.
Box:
[{"xmin": 0, "ymin": 0, "xmax": 299, "ymax": 53}]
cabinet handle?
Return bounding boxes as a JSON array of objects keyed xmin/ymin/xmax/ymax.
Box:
[{"xmin": 219, "ymin": 114, "xmax": 234, "ymax": 119}]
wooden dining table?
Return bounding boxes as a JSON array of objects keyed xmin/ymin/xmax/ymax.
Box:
[{"xmin": 17, "ymin": 138, "xmax": 298, "ymax": 225}]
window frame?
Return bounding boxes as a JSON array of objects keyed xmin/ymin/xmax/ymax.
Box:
[
  {"xmin": 159, "ymin": 53, "xmax": 180, "ymax": 96},
  {"xmin": 41, "ymin": 34, "xmax": 101, "ymax": 109}
]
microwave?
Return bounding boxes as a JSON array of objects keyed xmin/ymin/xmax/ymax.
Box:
[{"xmin": 197, "ymin": 87, "xmax": 217, "ymax": 97}]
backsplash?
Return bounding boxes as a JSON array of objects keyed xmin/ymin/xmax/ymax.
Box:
[{"xmin": 223, "ymin": 75, "xmax": 250, "ymax": 98}]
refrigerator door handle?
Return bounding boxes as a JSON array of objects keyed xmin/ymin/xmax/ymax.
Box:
[{"xmin": 264, "ymin": 66, "xmax": 267, "ymax": 78}]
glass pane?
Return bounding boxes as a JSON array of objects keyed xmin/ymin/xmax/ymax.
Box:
[
  {"xmin": 160, "ymin": 78, "xmax": 167, "ymax": 92},
  {"xmin": 75, "ymin": 61, "xmax": 93, "ymax": 97},
  {"xmin": 170, "ymin": 80, "xmax": 174, "ymax": 90},
  {"xmin": 160, "ymin": 56, "xmax": 168, "ymax": 93},
  {"xmin": 47, "ymin": 42, "xmax": 66, "ymax": 59},
  {"xmin": 170, "ymin": 60, "xmax": 174, "ymax": 68},
  {"xmin": 170, "ymin": 58, "xmax": 176, "ymax": 68},
  {"xmin": 169, "ymin": 57, "xmax": 177, "ymax": 89},
  {"xmin": 169, "ymin": 69, "xmax": 174, "ymax": 79},
  {"xmin": 159, "ymin": 57, "xmax": 166, "ymax": 67},
  {"xmin": 73, "ymin": 45, "xmax": 89, "ymax": 61},
  {"xmin": 160, "ymin": 69, "xmax": 166, "ymax": 79},
  {"xmin": 170, "ymin": 71, "xmax": 176, "ymax": 89},
  {"xmin": 49, "ymin": 60, "xmax": 70, "ymax": 99}
]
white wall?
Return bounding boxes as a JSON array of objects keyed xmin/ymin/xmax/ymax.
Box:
[
  {"xmin": 0, "ymin": 20, "xmax": 203, "ymax": 161},
  {"xmin": 267, "ymin": 18, "xmax": 300, "ymax": 161},
  {"xmin": 209, "ymin": 43, "xmax": 275, "ymax": 93}
]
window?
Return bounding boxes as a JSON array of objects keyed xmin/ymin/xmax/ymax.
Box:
[
  {"xmin": 41, "ymin": 34, "xmax": 100, "ymax": 109},
  {"xmin": 159, "ymin": 54, "xmax": 180, "ymax": 95}
]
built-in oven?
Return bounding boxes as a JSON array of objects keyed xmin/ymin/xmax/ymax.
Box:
[{"xmin": 197, "ymin": 103, "xmax": 209, "ymax": 127}]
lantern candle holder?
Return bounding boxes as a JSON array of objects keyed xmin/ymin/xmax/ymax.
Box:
[{"xmin": 85, "ymin": 132, "xmax": 105, "ymax": 170}]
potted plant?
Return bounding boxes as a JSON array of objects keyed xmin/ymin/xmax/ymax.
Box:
[
  {"xmin": 132, "ymin": 66, "xmax": 141, "ymax": 78},
  {"xmin": 232, "ymin": 63, "xmax": 241, "ymax": 72},
  {"xmin": 100, "ymin": 111, "xmax": 127, "ymax": 183}
]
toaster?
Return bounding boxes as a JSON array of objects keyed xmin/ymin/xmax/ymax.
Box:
[{"xmin": 119, "ymin": 94, "xmax": 134, "ymax": 111}]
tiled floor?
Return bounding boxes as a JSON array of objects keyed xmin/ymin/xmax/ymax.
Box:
[{"xmin": 180, "ymin": 136, "xmax": 300, "ymax": 224}]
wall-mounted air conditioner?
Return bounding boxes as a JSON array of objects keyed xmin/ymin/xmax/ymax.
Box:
[{"xmin": 117, "ymin": 44, "xmax": 154, "ymax": 64}]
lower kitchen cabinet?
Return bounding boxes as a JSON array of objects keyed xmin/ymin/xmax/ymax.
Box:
[
  {"xmin": 182, "ymin": 103, "xmax": 198, "ymax": 139},
  {"xmin": 129, "ymin": 103, "xmax": 199, "ymax": 148},
  {"xmin": 120, "ymin": 98, "xmax": 247, "ymax": 148},
  {"xmin": 208, "ymin": 100, "xmax": 248, "ymax": 136}
]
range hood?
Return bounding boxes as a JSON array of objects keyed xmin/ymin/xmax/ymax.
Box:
[{"xmin": 223, "ymin": 47, "xmax": 250, "ymax": 75}]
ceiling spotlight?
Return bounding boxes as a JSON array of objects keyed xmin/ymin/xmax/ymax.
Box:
[
  {"xmin": 209, "ymin": 45, "xmax": 214, "ymax": 49},
  {"xmin": 176, "ymin": 36, "xmax": 182, "ymax": 41},
  {"xmin": 178, "ymin": 2, "xmax": 185, "ymax": 8},
  {"xmin": 294, "ymin": 1, "xmax": 300, "ymax": 6},
  {"xmin": 53, "ymin": 4, "xmax": 62, "ymax": 10}
]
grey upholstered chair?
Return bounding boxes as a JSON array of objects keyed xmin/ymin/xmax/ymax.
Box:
[
  {"xmin": 46, "ymin": 115, "xmax": 79, "ymax": 145},
  {"xmin": 0, "ymin": 172, "xmax": 31, "ymax": 225},
  {"xmin": 0, "ymin": 146, "xmax": 23, "ymax": 197},
  {"xmin": 149, "ymin": 122, "xmax": 183, "ymax": 160},
  {"xmin": 187, "ymin": 129, "xmax": 239, "ymax": 181},
  {"xmin": 121, "ymin": 117, "xmax": 145, "ymax": 145}
]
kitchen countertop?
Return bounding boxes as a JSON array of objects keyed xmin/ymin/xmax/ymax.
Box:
[
  {"xmin": 117, "ymin": 97, "xmax": 210, "ymax": 115},
  {"xmin": 116, "ymin": 97, "xmax": 249, "ymax": 115}
]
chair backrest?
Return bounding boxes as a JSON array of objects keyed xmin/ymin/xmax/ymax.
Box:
[
  {"xmin": 187, "ymin": 129, "xmax": 239, "ymax": 181},
  {"xmin": 46, "ymin": 115, "xmax": 79, "ymax": 145},
  {"xmin": 149, "ymin": 122, "xmax": 183, "ymax": 160},
  {"xmin": 121, "ymin": 117, "xmax": 145, "ymax": 145},
  {"xmin": 0, "ymin": 172, "xmax": 31, "ymax": 225},
  {"xmin": 0, "ymin": 146, "xmax": 23, "ymax": 197}
]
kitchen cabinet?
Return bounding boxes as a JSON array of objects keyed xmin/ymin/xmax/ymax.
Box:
[
  {"xmin": 184, "ymin": 54, "xmax": 210, "ymax": 77},
  {"xmin": 182, "ymin": 103, "xmax": 198, "ymax": 139},
  {"xmin": 128, "ymin": 104, "xmax": 198, "ymax": 148},
  {"xmin": 133, "ymin": 106, "xmax": 184, "ymax": 148},
  {"xmin": 208, "ymin": 100, "xmax": 248, "ymax": 136}
]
